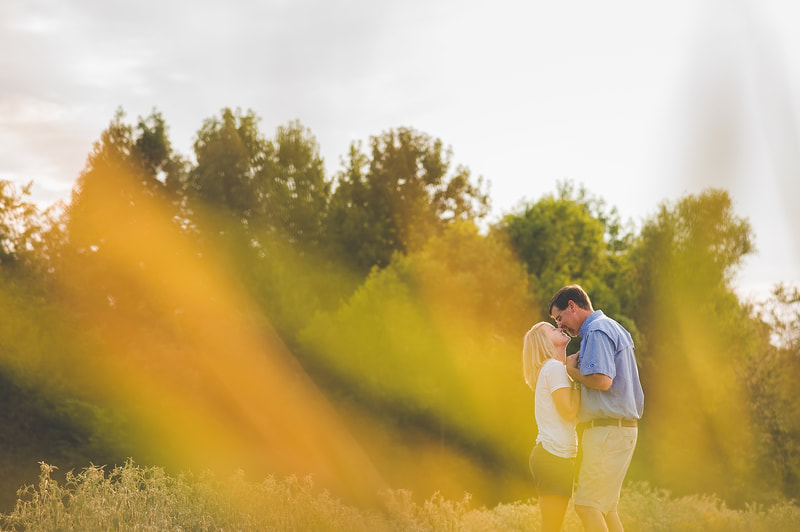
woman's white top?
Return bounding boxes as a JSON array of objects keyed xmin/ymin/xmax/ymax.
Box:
[{"xmin": 535, "ymin": 359, "xmax": 578, "ymax": 458}]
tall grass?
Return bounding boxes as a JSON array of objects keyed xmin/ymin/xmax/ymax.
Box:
[{"xmin": 1, "ymin": 461, "xmax": 797, "ymax": 531}]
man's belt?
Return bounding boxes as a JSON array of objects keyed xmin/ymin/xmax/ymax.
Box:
[{"xmin": 579, "ymin": 418, "xmax": 638, "ymax": 430}]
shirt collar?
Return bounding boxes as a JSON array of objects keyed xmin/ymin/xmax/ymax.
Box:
[{"xmin": 578, "ymin": 310, "xmax": 605, "ymax": 338}]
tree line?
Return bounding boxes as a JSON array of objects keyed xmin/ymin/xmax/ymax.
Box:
[{"xmin": 0, "ymin": 107, "xmax": 798, "ymax": 509}]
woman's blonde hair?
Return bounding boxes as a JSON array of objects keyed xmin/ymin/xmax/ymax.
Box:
[{"xmin": 522, "ymin": 321, "xmax": 558, "ymax": 390}]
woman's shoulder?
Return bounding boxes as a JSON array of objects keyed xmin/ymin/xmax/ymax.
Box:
[{"xmin": 541, "ymin": 358, "xmax": 566, "ymax": 373}]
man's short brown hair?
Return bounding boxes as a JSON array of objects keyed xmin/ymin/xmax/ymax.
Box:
[{"xmin": 549, "ymin": 284, "xmax": 592, "ymax": 315}]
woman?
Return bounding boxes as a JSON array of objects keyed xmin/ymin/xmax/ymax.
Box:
[{"xmin": 523, "ymin": 322, "xmax": 580, "ymax": 532}]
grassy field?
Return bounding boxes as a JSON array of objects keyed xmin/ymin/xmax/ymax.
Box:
[{"xmin": 0, "ymin": 461, "xmax": 797, "ymax": 531}]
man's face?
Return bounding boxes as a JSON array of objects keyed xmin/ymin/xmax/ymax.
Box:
[{"xmin": 551, "ymin": 301, "xmax": 580, "ymax": 337}]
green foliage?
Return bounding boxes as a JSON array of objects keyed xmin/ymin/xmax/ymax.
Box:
[
  {"xmin": 619, "ymin": 482, "xmax": 800, "ymax": 532},
  {"xmin": 2, "ymin": 462, "xmax": 799, "ymax": 531},
  {"xmin": 495, "ymin": 181, "xmax": 633, "ymax": 318},
  {"xmin": 328, "ymin": 128, "xmax": 489, "ymax": 274},
  {"xmin": 409, "ymin": 221, "xmax": 537, "ymax": 338},
  {"xmin": 0, "ymin": 180, "xmax": 53, "ymax": 270},
  {"xmin": 187, "ymin": 108, "xmax": 267, "ymax": 219},
  {"xmin": 186, "ymin": 110, "xmax": 333, "ymax": 252},
  {"xmin": 3, "ymin": 105, "xmax": 800, "ymax": 512},
  {"xmin": 60, "ymin": 109, "xmax": 185, "ymax": 318},
  {"xmin": 200, "ymin": 212, "xmax": 357, "ymax": 350},
  {"xmin": 625, "ymin": 189, "xmax": 765, "ymax": 504},
  {"xmin": 298, "ymin": 222, "xmax": 536, "ymax": 497},
  {"xmin": 72, "ymin": 108, "xmax": 183, "ymax": 203},
  {"xmin": 259, "ymin": 120, "xmax": 331, "ymax": 250},
  {"xmin": 629, "ymin": 188, "xmax": 753, "ymax": 319},
  {"xmin": 760, "ymin": 283, "xmax": 800, "ymax": 352},
  {"xmin": 1, "ymin": 461, "xmax": 390, "ymax": 531},
  {"xmin": 744, "ymin": 285, "xmax": 800, "ymax": 497}
]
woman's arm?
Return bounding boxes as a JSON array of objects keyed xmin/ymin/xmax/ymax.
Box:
[{"xmin": 552, "ymin": 385, "xmax": 580, "ymax": 421}]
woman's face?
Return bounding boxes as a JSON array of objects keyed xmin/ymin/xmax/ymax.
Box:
[{"xmin": 544, "ymin": 323, "xmax": 570, "ymax": 350}]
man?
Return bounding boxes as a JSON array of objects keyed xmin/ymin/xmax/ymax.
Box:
[{"xmin": 549, "ymin": 285, "xmax": 644, "ymax": 532}]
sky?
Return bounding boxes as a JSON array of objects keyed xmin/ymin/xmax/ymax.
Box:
[{"xmin": 1, "ymin": 0, "xmax": 798, "ymax": 301}]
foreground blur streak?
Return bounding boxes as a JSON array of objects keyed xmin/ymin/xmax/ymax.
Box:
[{"xmin": 59, "ymin": 165, "xmax": 387, "ymax": 505}]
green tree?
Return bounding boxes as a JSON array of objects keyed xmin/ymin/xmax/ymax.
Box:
[
  {"xmin": 257, "ymin": 120, "xmax": 330, "ymax": 250},
  {"xmin": 66, "ymin": 108, "xmax": 182, "ymax": 240},
  {"xmin": 0, "ymin": 180, "xmax": 50, "ymax": 269},
  {"xmin": 133, "ymin": 112, "xmax": 187, "ymax": 196},
  {"xmin": 61, "ymin": 109, "xmax": 184, "ymax": 315},
  {"xmin": 186, "ymin": 110, "xmax": 332, "ymax": 251},
  {"xmin": 328, "ymin": 128, "xmax": 489, "ymax": 274},
  {"xmin": 627, "ymin": 189, "xmax": 763, "ymax": 503},
  {"xmin": 0, "ymin": 179, "xmax": 130, "ymax": 508},
  {"xmin": 629, "ymin": 188, "xmax": 752, "ymax": 318},
  {"xmin": 495, "ymin": 182, "xmax": 633, "ymax": 319},
  {"xmin": 183, "ymin": 113, "xmax": 338, "ymax": 342},
  {"xmin": 745, "ymin": 284, "xmax": 800, "ymax": 498},
  {"xmin": 71, "ymin": 108, "xmax": 184, "ymax": 205},
  {"xmin": 186, "ymin": 108, "xmax": 266, "ymax": 222}
]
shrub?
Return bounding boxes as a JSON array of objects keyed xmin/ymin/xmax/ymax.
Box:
[{"xmin": 2, "ymin": 462, "xmax": 798, "ymax": 531}]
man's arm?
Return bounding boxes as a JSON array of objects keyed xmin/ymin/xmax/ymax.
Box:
[{"xmin": 566, "ymin": 353, "xmax": 613, "ymax": 391}]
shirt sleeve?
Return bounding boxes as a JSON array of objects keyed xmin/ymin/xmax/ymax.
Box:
[
  {"xmin": 544, "ymin": 361, "xmax": 573, "ymax": 393},
  {"xmin": 580, "ymin": 330, "xmax": 617, "ymax": 379}
]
